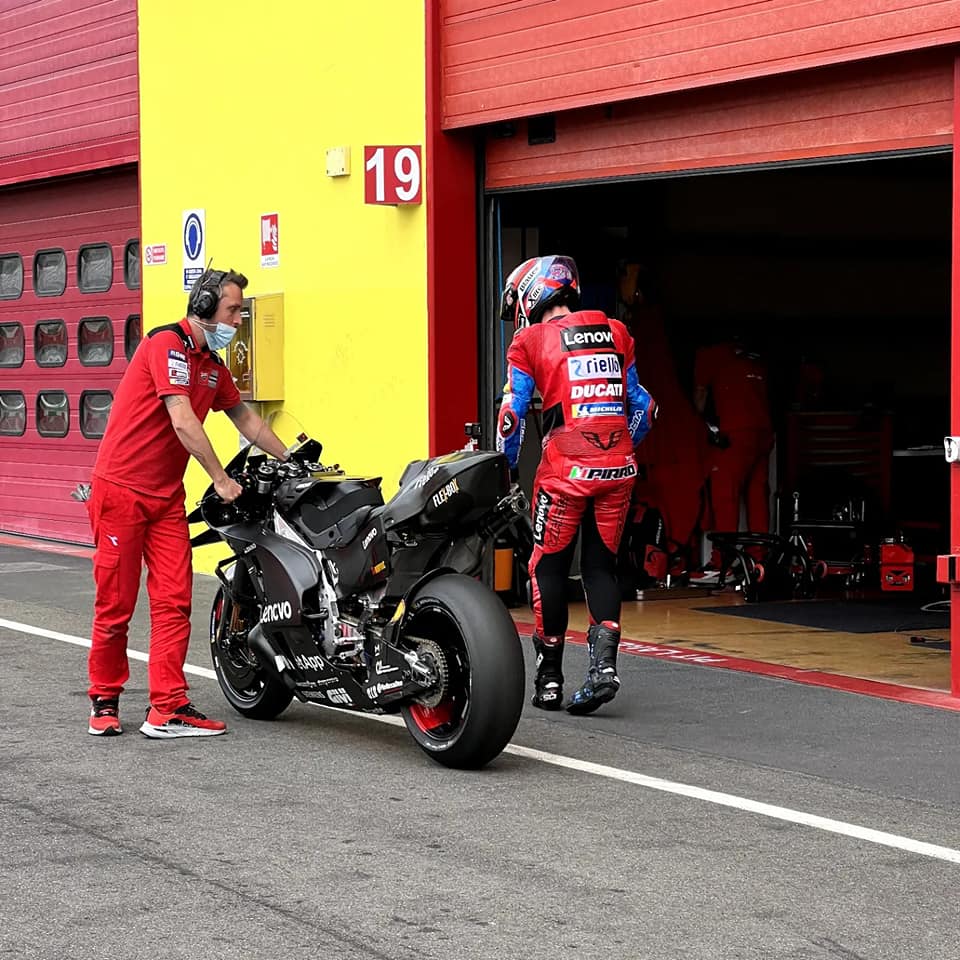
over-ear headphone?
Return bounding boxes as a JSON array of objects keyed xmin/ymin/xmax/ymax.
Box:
[{"xmin": 189, "ymin": 269, "xmax": 227, "ymax": 320}]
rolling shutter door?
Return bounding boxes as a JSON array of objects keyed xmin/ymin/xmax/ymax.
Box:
[
  {"xmin": 484, "ymin": 51, "xmax": 954, "ymax": 190},
  {"xmin": 0, "ymin": 167, "xmax": 140, "ymax": 544}
]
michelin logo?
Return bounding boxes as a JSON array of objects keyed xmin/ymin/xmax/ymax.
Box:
[{"xmin": 572, "ymin": 402, "xmax": 624, "ymax": 418}]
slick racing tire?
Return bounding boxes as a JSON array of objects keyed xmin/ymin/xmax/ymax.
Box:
[
  {"xmin": 210, "ymin": 587, "xmax": 294, "ymax": 720},
  {"xmin": 400, "ymin": 573, "xmax": 524, "ymax": 770}
]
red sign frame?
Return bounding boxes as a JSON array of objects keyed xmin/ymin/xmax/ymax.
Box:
[{"xmin": 364, "ymin": 145, "xmax": 422, "ymax": 205}]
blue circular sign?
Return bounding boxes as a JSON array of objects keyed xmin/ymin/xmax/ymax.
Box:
[{"xmin": 183, "ymin": 213, "xmax": 203, "ymax": 260}]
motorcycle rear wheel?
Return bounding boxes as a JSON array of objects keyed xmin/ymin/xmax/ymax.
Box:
[
  {"xmin": 210, "ymin": 587, "xmax": 294, "ymax": 720},
  {"xmin": 400, "ymin": 573, "xmax": 524, "ymax": 769}
]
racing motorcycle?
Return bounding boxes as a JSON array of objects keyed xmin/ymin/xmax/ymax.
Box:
[{"xmin": 187, "ymin": 435, "xmax": 527, "ymax": 769}]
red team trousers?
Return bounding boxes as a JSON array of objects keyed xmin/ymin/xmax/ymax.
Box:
[
  {"xmin": 708, "ymin": 428, "xmax": 772, "ymax": 534},
  {"xmin": 86, "ymin": 478, "xmax": 193, "ymax": 712}
]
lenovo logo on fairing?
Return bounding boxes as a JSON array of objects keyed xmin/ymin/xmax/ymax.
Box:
[
  {"xmin": 260, "ymin": 600, "xmax": 293, "ymax": 623},
  {"xmin": 561, "ymin": 325, "xmax": 614, "ymax": 351}
]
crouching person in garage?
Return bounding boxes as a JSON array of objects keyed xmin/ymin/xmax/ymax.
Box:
[
  {"xmin": 86, "ymin": 267, "xmax": 290, "ymax": 738},
  {"xmin": 496, "ymin": 255, "xmax": 656, "ymax": 714}
]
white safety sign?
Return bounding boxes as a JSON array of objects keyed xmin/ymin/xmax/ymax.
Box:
[
  {"xmin": 260, "ymin": 213, "xmax": 279, "ymax": 269},
  {"xmin": 182, "ymin": 209, "xmax": 206, "ymax": 291},
  {"xmin": 144, "ymin": 243, "xmax": 167, "ymax": 266}
]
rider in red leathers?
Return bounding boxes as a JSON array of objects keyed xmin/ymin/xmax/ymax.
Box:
[{"xmin": 496, "ymin": 255, "xmax": 656, "ymax": 714}]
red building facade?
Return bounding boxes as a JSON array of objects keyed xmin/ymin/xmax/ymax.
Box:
[{"xmin": 426, "ymin": 1, "xmax": 960, "ymax": 694}]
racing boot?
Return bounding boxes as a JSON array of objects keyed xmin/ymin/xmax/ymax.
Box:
[
  {"xmin": 566, "ymin": 621, "xmax": 621, "ymax": 715},
  {"xmin": 531, "ymin": 633, "xmax": 564, "ymax": 711}
]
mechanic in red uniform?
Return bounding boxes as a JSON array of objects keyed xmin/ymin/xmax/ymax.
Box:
[
  {"xmin": 693, "ymin": 331, "xmax": 774, "ymax": 571},
  {"xmin": 86, "ymin": 268, "xmax": 290, "ymax": 739},
  {"xmin": 619, "ymin": 262, "xmax": 711, "ymax": 572},
  {"xmin": 497, "ymin": 255, "xmax": 656, "ymax": 714}
]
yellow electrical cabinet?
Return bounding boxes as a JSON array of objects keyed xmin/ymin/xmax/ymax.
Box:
[{"xmin": 227, "ymin": 293, "xmax": 284, "ymax": 401}]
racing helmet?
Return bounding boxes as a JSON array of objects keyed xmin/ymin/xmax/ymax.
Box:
[{"xmin": 499, "ymin": 255, "xmax": 580, "ymax": 329}]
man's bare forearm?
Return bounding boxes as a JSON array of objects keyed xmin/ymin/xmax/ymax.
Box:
[
  {"xmin": 227, "ymin": 403, "xmax": 289, "ymax": 460},
  {"xmin": 164, "ymin": 396, "xmax": 228, "ymax": 483}
]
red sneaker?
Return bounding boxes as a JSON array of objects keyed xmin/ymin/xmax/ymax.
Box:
[
  {"xmin": 88, "ymin": 696, "xmax": 123, "ymax": 736},
  {"xmin": 139, "ymin": 702, "xmax": 227, "ymax": 739}
]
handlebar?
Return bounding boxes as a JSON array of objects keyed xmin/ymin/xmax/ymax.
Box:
[{"xmin": 198, "ymin": 435, "xmax": 325, "ymax": 525}]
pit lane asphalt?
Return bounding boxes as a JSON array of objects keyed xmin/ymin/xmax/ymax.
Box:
[{"xmin": 1, "ymin": 541, "xmax": 958, "ymax": 960}]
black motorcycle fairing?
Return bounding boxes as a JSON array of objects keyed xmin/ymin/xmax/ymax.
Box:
[
  {"xmin": 379, "ymin": 564, "xmax": 456, "ymax": 651},
  {"xmin": 276, "ymin": 474, "xmax": 382, "ymax": 520},
  {"xmin": 254, "ymin": 530, "xmax": 322, "ymax": 628},
  {"xmin": 190, "ymin": 527, "xmax": 222, "ymax": 548},
  {"xmin": 381, "ymin": 538, "xmax": 451, "ymax": 599},
  {"xmin": 383, "ymin": 451, "xmax": 509, "ymax": 533},
  {"xmin": 323, "ymin": 516, "xmax": 390, "ymax": 598},
  {"xmin": 362, "ymin": 636, "xmax": 432, "ymax": 706}
]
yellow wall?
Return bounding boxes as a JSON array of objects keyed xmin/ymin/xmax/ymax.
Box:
[{"xmin": 138, "ymin": 0, "xmax": 428, "ymax": 567}]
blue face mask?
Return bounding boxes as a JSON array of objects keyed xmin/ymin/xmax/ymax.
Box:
[{"xmin": 200, "ymin": 322, "xmax": 236, "ymax": 351}]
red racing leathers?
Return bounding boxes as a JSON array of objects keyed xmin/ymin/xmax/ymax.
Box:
[
  {"xmin": 87, "ymin": 319, "xmax": 240, "ymax": 712},
  {"xmin": 496, "ymin": 310, "xmax": 655, "ymax": 636}
]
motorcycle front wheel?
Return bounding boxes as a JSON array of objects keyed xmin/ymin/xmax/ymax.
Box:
[
  {"xmin": 400, "ymin": 573, "xmax": 524, "ymax": 769},
  {"xmin": 210, "ymin": 587, "xmax": 294, "ymax": 720}
]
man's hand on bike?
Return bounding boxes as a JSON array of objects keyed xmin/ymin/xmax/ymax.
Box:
[{"xmin": 215, "ymin": 475, "xmax": 244, "ymax": 503}]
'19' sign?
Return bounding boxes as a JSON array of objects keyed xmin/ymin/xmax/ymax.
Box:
[{"xmin": 364, "ymin": 146, "xmax": 422, "ymax": 205}]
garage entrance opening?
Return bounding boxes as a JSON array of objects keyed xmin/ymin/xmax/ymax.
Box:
[{"xmin": 487, "ymin": 151, "xmax": 953, "ymax": 690}]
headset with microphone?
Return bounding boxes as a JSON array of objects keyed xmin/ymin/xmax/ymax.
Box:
[{"xmin": 189, "ymin": 267, "xmax": 227, "ymax": 320}]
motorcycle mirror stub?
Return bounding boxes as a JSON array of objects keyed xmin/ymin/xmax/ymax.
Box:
[{"xmin": 288, "ymin": 437, "xmax": 324, "ymax": 465}]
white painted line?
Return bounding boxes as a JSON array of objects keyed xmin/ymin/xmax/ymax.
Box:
[
  {"xmin": 0, "ymin": 618, "xmax": 216, "ymax": 679},
  {"xmin": 504, "ymin": 745, "xmax": 960, "ymax": 865},
  {"xmin": 5, "ymin": 615, "xmax": 960, "ymax": 865}
]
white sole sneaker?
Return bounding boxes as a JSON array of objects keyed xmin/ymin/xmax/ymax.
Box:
[
  {"xmin": 88, "ymin": 722, "xmax": 123, "ymax": 736},
  {"xmin": 139, "ymin": 721, "xmax": 226, "ymax": 739}
]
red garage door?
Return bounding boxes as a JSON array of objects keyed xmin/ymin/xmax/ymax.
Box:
[
  {"xmin": 484, "ymin": 50, "xmax": 954, "ymax": 190},
  {"xmin": 0, "ymin": 166, "xmax": 140, "ymax": 544}
]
